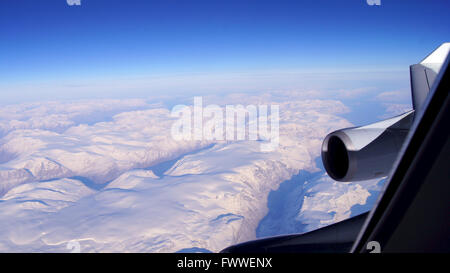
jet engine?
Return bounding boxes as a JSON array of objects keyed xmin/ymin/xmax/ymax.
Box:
[
  {"xmin": 321, "ymin": 43, "xmax": 450, "ymax": 182},
  {"xmin": 321, "ymin": 111, "xmax": 413, "ymax": 181}
]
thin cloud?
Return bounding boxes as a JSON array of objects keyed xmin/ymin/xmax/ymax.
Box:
[
  {"xmin": 380, "ymin": 103, "xmax": 412, "ymax": 119},
  {"xmin": 375, "ymin": 90, "xmax": 411, "ymax": 103}
]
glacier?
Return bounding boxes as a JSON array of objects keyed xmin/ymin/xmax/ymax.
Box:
[{"xmin": 0, "ymin": 93, "xmax": 383, "ymax": 252}]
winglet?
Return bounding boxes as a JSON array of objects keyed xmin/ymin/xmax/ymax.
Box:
[
  {"xmin": 410, "ymin": 43, "xmax": 450, "ymax": 111},
  {"xmin": 421, "ymin": 43, "xmax": 450, "ymax": 65}
]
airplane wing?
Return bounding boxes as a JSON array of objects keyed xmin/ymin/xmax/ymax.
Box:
[
  {"xmin": 222, "ymin": 43, "xmax": 450, "ymax": 253},
  {"xmin": 352, "ymin": 45, "xmax": 450, "ymax": 253},
  {"xmin": 411, "ymin": 43, "xmax": 450, "ymax": 111}
]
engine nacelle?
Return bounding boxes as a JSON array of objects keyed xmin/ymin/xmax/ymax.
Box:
[{"xmin": 321, "ymin": 111, "xmax": 414, "ymax": 182}]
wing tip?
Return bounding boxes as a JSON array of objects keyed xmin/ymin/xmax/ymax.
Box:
[{"xmin": 420, "ymin": 42, "xmax": 450, "ymax": 64}]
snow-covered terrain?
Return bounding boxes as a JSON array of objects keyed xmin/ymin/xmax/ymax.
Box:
[
  {"xmin": 257, "ymin": 171, "xmax": 383, "ymax": 238},
  {"xmin": 0, "ymin": 93, "xmax": 383, "ymax": 252}
]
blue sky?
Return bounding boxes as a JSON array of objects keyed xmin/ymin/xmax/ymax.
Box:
[{"xmin": 0, "ymin": 0, "xmax": 449, "ymax": 104}]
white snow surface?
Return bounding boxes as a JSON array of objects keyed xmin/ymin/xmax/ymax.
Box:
[{"xmin": 0, "ymin": 93, "xmax": 382, "ymax": 252}]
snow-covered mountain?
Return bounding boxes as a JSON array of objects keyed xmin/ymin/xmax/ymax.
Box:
[{"xmin": 0, "ymin": 93, "xmax": 383, "ymax": 252}]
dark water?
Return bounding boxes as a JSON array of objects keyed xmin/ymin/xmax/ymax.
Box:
[
  {"xmin": 256, "ymin": 157, "xmax": 325, "ymax": 238},
  {"xmin": 256, "ymin": 170, "xmax": 315, "ymax": 238},
  {"xmin": 350, "ymin": 178, "xmax": 386, "ymax": 217},
  {"xmin": 256, "ymin": 156, "xmax": 383, "ymax": 238}
]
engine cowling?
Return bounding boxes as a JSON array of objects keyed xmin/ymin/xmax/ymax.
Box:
[{"xmin": 321, "ymin": 111, "xmax": 414, "ymax": 182}]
